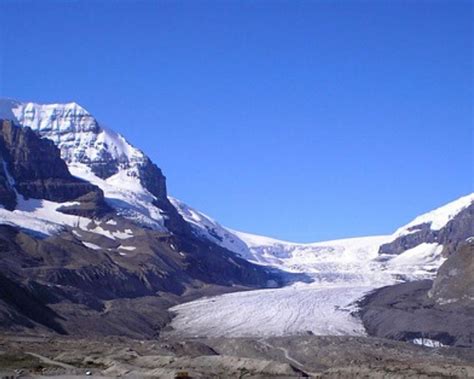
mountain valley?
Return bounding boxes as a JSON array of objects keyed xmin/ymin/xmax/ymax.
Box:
[{"xmin": 0, "ymin": 99, "xmax": 472, "ymax": 378}]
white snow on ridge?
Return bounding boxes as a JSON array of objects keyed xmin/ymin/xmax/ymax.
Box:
[
  {"xmin": 82, "ymin": 242, "xmax": 102, "ymax": 250},
  {"xmin": 169, "ymin": 197, "xmax": 251, "ymax": 258},
  {"xmin": 118, "ymin": 245, "xmax": 136, "ymax": 251},
  {"xmin": 171, "ymin": 198, "xmax": 388, "ymax": 273},
  {"xmin": 412, "ymin": 338, "xmax": 446, "ymax": 348},
  {"xmin": 171, "ymin": 197, "xmax": 448, "ymax": 280},
  {"xmin": 391, "ymin": 193, "xmax": 474, "ymax": 238}
]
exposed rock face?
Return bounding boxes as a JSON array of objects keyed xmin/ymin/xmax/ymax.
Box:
[
  {"xmin": 57, "ymin": 190, "xmax": 111, "ymax": 218},
  {"xmin": 0, "ymin": 156, "xmax": 16, "ymax": 210},
  {"xmin": 429, "ymin": 241, "xmax": 474, "ymax": 305},
  {"xmin": 139, "ymin": 158, "xmax": 168, "ymax": 200},
  {"xmin": 0, "ymin": 120, "xmax": 105, "ymax": 205},
  {"xmin": 360, "ymin": 239, "xmax": 474, "ymax": 347},
  {"xmin": 379, "ymin": 203, "xmax": 473, "ymax": 257}
]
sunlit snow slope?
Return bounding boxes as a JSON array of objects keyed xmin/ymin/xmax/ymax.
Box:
[{"xmin": 389, "ymin": 193, "xmax": 474, "ymax": 238}]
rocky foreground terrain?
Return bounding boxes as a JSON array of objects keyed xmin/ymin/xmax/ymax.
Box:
[{"xmin": 1, "ymin": 334, "xmax": 474, "ymax": 378}]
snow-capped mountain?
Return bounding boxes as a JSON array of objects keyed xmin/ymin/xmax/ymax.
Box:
[
  {"xmin": 0, "ymin": 100, "xmax": 281, "ymax": 338},
  {"xmin": 379, "ymin": 193, "xmax": 473, "ymax": 257},
  {"xmin": 6, "ymin": 100, "xmax": 148, "ymax": 180},
  {"xmin": 0, "ymin": 99, "xmax": 174, "ymax": 231}
]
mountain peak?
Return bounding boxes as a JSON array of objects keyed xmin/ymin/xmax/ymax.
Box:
[
  {"xmin": 0, "ymin": 98, "xmax": 173, "ymax": 230},
  {"xmin": 0, "ymin": 98, "xmax": 149, "ymax": 178}
]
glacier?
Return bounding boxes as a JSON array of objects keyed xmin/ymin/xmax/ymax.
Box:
[{"xmin": 168, "ymin": 195, "xmax": 472, "ymax": 338}]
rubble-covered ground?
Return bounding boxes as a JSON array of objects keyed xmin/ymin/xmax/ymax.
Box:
[{"xmin": 1, "ymin": 334, "xmax": 473, "ymax": 378}]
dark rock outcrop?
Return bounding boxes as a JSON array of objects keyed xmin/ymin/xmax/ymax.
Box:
[
  {"xmin": 57, "ymin": 190, "xmax": 112, "ymax": 218},
  {"xmin": 429, "ymin": 242, "xmax": 474, "ymax": 306},
  {"xmin": 0, "ymin": 120, "xmax": 102, "ymax": 203},
  {"xmin": 133, "ymin": 157, "xmax": 190, "ymax": 234},
  {"xmin": 0, "ymin": 120, "xmax": 110, "ymax": 216},
  {"xmin": 139, "ymin": 157, "xmax": 168, "ymax": 200},
  {"xmin": 0, "ymin": 156, "xmax": 16, "ymax": 210}
]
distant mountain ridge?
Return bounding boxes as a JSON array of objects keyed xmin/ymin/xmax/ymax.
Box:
[{"xmin": 173, "ymin": 193, "xmax": 473, "ymax": 281}]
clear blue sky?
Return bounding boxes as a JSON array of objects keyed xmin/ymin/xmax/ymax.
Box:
[{"xmin": 0, "ymin": 0, "xmax": 472, "ymax": 242}]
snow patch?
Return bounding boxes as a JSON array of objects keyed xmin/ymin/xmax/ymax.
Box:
[
  {"xmin": 82, "ymin": 242, "xmax": 101, "ymax": 250},
  {"xmin": 412, "ymin": 338, "xmax": 446, "ymax": 348},
  {"xmin": 118, "ymin": 245, "xmax": 136, "ymax": 251}
]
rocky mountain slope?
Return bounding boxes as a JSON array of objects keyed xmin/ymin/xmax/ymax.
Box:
[
  {"xmin": 0, "ymin": 100, "xmax": 282, "ymax": 338},
  {"xmin": 356, "ymin": 198, "xmax": 473, "ymax": 347},
  {"xmin": 378, "ymin": 195, "xmax": 473, "ymax": 257},
  {"xmin": 359, "ymin": 240, "xmax": 474, "ymax": 348}
]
